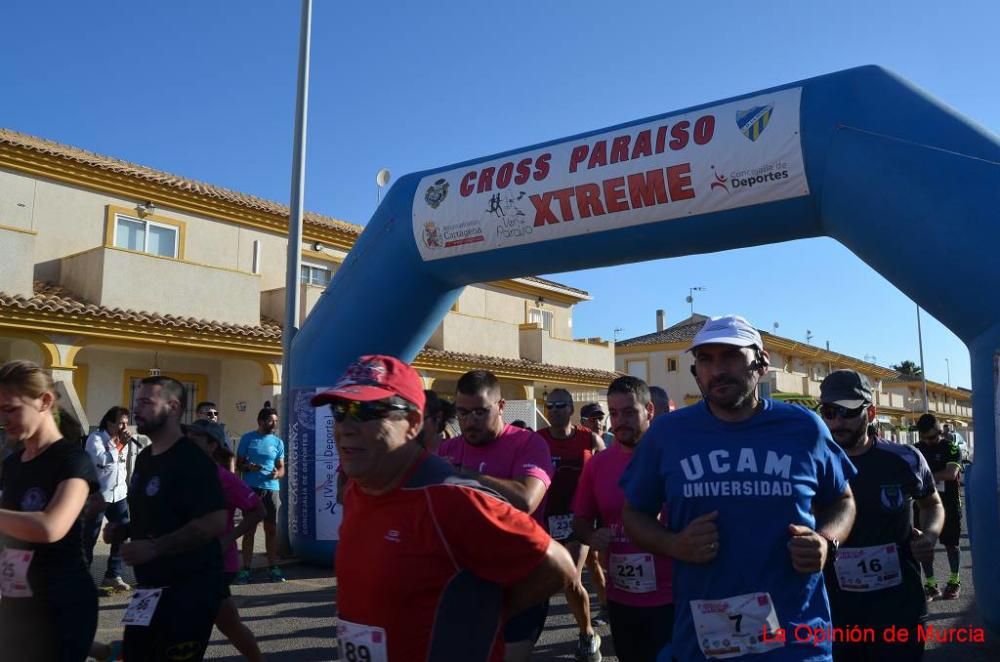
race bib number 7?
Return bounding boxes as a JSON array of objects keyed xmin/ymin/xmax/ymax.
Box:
[
  {"xmin": 337, "ymin": 618, "xmax": 388, "ymax": 662},
  {"xmin": 690, "ymin": 592, "xmax": 784, "ymax": 659}
]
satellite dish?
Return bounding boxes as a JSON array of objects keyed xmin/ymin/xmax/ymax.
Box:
[{"xmin": 376, "ymin": 169, "xmax": 391, "ymax": 188}]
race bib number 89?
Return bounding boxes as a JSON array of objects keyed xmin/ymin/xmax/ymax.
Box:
[{"xmin": 337, "ymin": 619, "xmax": 388, "ymax": 662}]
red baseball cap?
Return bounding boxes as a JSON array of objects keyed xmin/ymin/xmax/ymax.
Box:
[{"xmin": 310, "ymin": 355, "xmax": 426, "ymax": 410}]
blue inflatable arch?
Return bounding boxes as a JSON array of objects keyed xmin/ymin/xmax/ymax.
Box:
[{"xmin": 287, "ymin": 66, "xmax": 1000, "ymax": 630}]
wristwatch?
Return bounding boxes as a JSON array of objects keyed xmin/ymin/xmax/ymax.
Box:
[{"xmin": 818, "ymin": 531, "xmax": 839, "ymax": 565}]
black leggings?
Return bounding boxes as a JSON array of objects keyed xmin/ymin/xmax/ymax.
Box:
[
  {"xmin": 608, "ymin": 600, "xmax": 674, "ymax": 662},
  {"xmin": 0, "ymin": 575, "xmax": 98, "ymax": 661}
]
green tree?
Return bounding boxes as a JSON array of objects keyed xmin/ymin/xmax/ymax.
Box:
[{"xmin": 891, "ymin": 360, "xmax": 923, "ymax": 377}]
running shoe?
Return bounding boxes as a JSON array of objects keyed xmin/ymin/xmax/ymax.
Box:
[
  {"xmin": 101, "ymin": 576, "xmax": 131, "ymax": 592},
  {"xmin": 575, "ymin": 632, "xmax": 602, "ymax": 662},
  {"xmin": 924, "ymin": 583, "xmax": 941, "ymax": 600},
  {"xmin": 268, "ymin": 565, "xmax": 286, "ymax": 583},
  {"xmin": 942, "ymin": 581, "xmax": 961, "ymax": 600},
  {"xmin": 591, "ymin": 608, "xmax": 609, "ymax": 628},
  {"xmin": 233, "ymin": 569, "xmax": 253, "ymax": 585}
]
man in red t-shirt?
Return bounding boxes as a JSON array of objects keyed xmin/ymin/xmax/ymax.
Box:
[
  {"xmin": 538, "ymin": 388, "xmax": 605, "ymax": 660},
  {"xmin": 313, "ymin": 356, "xmax": 575, "ymax": 662},
  {"xmin": 437, "ymin": 370, "xmax": 562, "ymax": 662}
]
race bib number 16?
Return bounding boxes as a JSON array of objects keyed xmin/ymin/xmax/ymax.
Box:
[{"xmin": 337, "ymin": 619, "xmax": 388, "ymax": 662}]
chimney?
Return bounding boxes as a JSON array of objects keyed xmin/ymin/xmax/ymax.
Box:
[{"xmin": 656, "ymin": 309, "xmax": 665, "ymax": 332}]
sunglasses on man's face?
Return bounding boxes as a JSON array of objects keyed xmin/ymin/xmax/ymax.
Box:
[
  {"xmin": 584, "ymin": 413, "xmax": 605, "ymax": 421},
  {"xmin": 819, "ymin": 404, "xmax": 867, "ymax": 420},
  {"xmin": 331, "ymin": 400, "xmax": 413, "ymax": 423},
  {"xmin": 201, "ymin": 410, "xmax": 219, "ymax": 418},
  {"xmin": 545, "ymin": 401, "xmax": 571, "ymax": 410}
]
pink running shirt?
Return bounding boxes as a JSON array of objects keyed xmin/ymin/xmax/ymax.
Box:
[
  {"xmin": 217, "ymin": 466, "xmax": 261, "ymax": 573},
  {"xmin": 573, "ymin": 443, "xmax": 673, "ymax": 607},
  {"xmin": 438, "ymin": 424, "xmax": 553, "ymax": 525}
]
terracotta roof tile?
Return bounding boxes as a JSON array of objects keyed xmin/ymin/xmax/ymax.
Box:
[
  {"xmin": 1, "ymin": 283, "xmax": 617, "ymax": 384},
  {"xmin": 616, "ymin": 314, "xmax": 709, "ymax": 346},
  {"xmin": 417, "ymin": 347, "xmax": 620, "ymax": 383},
  {"xmin": 0, "ymin": 128, "xmax": 360, "ymax": 236},
  {"xmin": 0, "ymin": 282, "xmax": 282, "ymax": 340}
]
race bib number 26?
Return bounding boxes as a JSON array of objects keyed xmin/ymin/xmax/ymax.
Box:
[{"xmin": 337, "ymin": 619, "xmax": 388, "ymax": 662}]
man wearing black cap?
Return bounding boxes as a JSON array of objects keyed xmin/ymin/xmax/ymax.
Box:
[
  {"xmin": 819, "ymin": 369, "xmax": 944, "ymax": 660},
  {"xmin": 914, "ymin": 412, "xmax": 964, "ymax": 600},
  {"xmin": 311, "ymin": 355, "xmax": 576, "ymax": 662}
]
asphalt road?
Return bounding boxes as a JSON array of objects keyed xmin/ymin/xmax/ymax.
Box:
[{"xmin": 90, "ymin": 523, "xmax": 998, "ymax": 660}]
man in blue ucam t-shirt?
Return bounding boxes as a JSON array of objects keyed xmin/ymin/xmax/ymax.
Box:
[{"xmin": 621, "ymin": 315, "xmax": 857, "ymax": 661}]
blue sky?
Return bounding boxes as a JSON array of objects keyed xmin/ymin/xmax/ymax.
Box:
[{"xmin": 3, "ymin": 1, "xmax": 996, "ymax": 388}]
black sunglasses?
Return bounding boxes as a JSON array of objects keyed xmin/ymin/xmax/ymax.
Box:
[
  {"xmin": 201, "ymin": 410, "xmax": 219, "ymax": 418},
  {"xmin": 545, "ymin": 401, "xmax": 571, "ymax": 410},
  {"xmin": 331, "ymin": 401, "xmax": 413, "ymax": 423},
  {"xmin": 819, "ymin": 403, "xmax": 867, "ymax": 420}
]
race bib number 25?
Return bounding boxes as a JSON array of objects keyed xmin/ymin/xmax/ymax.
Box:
[{"xmin": 0, "ymin": 548, "xmax": 33, "ymax": 598}]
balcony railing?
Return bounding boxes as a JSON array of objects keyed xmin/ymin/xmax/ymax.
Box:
[
  {"xmin": 61, "ymin": 246, "xmax": 260, "ymax": 326},
  {"xmin": 519, "ymin": 324, "xmax": 614, "ymax": 371},
  {"xmin": 0, "ymin": 225, "xmax": 35, "ymax": 298}
]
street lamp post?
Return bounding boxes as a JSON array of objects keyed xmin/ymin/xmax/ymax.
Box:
[
  {"xmin": 916, "ymin": 304, "xmax": 929, "ymax": 413},
  {"xmin": 278, "ymin": 0, "xmax": 314, "ymax": 557}
]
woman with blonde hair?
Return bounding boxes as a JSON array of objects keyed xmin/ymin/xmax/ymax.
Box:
[{"xmin": 0, "ymin": 360, "xmax": 99, "ymax": 661}]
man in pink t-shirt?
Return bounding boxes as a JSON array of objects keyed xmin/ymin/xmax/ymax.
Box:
[
  {"xmin": 572, "ymin": 376, "xmax": 674, "ymax": 662},
  {"xmin": 437, "ymin": 370, "xmax": 564, "ymax": 662}
]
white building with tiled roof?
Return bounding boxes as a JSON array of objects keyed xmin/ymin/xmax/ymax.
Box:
[
  {"xmin": 616, "ymin": 312, "xmax": 974, "ymax": 443},
  {"xmin": 0, "ymin": 128, "xmax": 617, "ymax": 436}
]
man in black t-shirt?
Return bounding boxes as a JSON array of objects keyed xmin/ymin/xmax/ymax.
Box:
[
  {"xmin": 106, "ymin": 376, "xmax": 226, "ymax": 661},
  {"xmin": 914, "ymin": 413, "xmax": 964, "ymax": 600},
  {"xmin": 819, "ymin": 370, "xmax": 944, "ymax": 662}
]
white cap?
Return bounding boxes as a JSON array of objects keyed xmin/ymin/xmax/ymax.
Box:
[{"xmin": 690, "ymin": 315, "xmax": 763, "ymax": 351}]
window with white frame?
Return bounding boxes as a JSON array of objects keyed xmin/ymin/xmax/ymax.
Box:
[
  {"xmin": 300, "ymin": 262, "xmax": 333, "ymax": 286},
  {"xmin": 528, "ymin": 307, "xmax": 553, "ymax": 332},
  {"xmin": 114, "ymin": 213, "xmax": 179, "ymax": 258},
  {"xmin": 625, "ymin": 360, "xmax": 648, "ymax": 381}
]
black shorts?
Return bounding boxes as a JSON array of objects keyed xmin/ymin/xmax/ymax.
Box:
[
  {"xmin": 124, "ymin": 576, "xmax": 223, "ymax": 662},
  {"xmin": 254, "ymin": 488, "xmax": 280, "ymax": 523},
  {"xmin": 504, "ymin": 599, "xmax": 550, "ymax": 644},
  {"xmin": 220, "ymin": 571, "xmax": 236, "ymax": 599},
  {"xmin": 940, "ymin": 501, "xmax": 962, "ymax": 547},
  {"xmin": 607, "ymin": 600, "xmax": 674, "ymax": 662}
]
